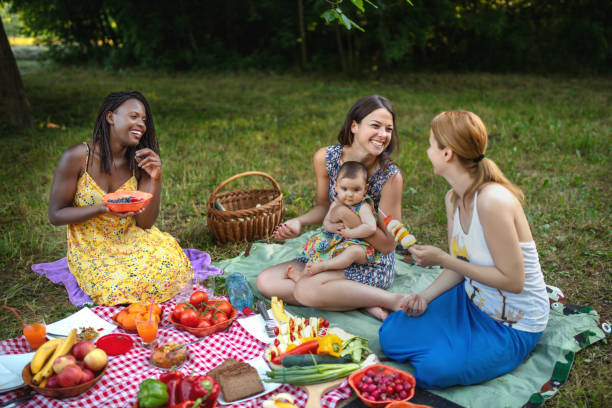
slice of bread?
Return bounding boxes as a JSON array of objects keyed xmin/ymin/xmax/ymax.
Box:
[{"xmin": 207, "ymin": 358, "xmax": 265, "ymax": 402}]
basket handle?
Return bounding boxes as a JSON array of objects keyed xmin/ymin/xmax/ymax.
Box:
[{"xmin": 210, "ymin": 171, "xmax": 282, "ymax": 197}]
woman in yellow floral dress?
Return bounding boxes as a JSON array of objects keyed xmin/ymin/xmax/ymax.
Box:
[{"xmin": 48, "ymin": 91, "xmax": 192, "ymax": 305}]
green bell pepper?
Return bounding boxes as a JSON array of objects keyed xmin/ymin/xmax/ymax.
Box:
[{"xmin": 138, "ymin": 378, "xmax": 169, "ymax": 408}]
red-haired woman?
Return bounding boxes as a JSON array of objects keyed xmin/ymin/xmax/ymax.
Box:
[{"xmin": 379, "ymin": 111, "xmax": 549, "ymax": 388}]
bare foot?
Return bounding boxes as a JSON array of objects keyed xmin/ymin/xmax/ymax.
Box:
[
  {"xmin": 286, "ymin": 265, "xmax": 306, "ymax": 283},
  {"xmin": 366, "ymin": 306, "xmax": 389, "ymax": 321},
  {"xmin": 391, "ymin": 293, "xmax": 410, "ymax": 312},
  {"xmin": 305, "ymin": 261, "xmax": 328, "ymax": 276}
]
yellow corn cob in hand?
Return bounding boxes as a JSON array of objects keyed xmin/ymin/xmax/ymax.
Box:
[
  {"xmin": 30, "ymin": 338, "xmax": 64, "ymax": 374},
  {"xmin": 32, "ymin": 328, "xmax": 77, "ymax": 385},
  {"xmin": 271, "ymin": 296, "xmax": 289, "ymax": 323}
]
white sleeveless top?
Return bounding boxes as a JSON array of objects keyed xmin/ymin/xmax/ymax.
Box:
[{"xmin": 450, "ymin": 191, "xmax": 549, "ymax": 333}]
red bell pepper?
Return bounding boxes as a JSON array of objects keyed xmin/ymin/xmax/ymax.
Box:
[
  {"xmin": 179, "ymin": 375, "xmax": 220, "ymax": 406},
  {"xmin": 159, "ymin": 370, "xmax": 185, "ymax": 406},
  {"xmin": 159, "ymin": 371, "xmax": 184, "ymax": 384},
  {"xmin": 169, "ymin": 398, "xmax": 202, "ymax": 408},
  {"xmin": 271, "ymin": 339, "xmax": 319, "ymax": 365}
]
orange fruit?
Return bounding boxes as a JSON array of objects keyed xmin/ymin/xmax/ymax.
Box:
[
  {"xmin": 153, "ymin": 304, "xmax": 162, "ymax": 316},
  {"xmin": 122, "ymin": 313, "xmax": 138, "ymax": 330},
  {"xmin": 128, "ymin": 302, "xmax": 147, "ymax": 314},
  {"xmin": 116, "ymin": 310, "xmax": 129, "ymax": 325}
]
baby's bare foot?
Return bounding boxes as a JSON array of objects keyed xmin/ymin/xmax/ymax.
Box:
[
  {"xmin": 286, "ymin": 265, "xmax": 305, "ymax": 283},
  {"xmin": 366, "ymin": 306, "xmax": 389, "ymax": 321},
  {"xmin": 306, "ymin": 261, "xmax": 328, "ymax": 276}
]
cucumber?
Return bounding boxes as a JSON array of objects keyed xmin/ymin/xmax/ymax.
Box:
[{"xmin": 281, "ymin": 353, "xmax": 353, "ymax": 367}]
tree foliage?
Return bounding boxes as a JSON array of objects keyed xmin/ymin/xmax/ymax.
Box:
[{"xmin": 8, "ymin": 0, "xmax": 611, "ymax": 72}]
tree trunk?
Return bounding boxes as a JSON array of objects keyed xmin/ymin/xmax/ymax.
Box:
[
  {"xmin": 0, "ymin": 19, "xmax": 33, "ymax": 130},
  {"xmin": 297, "ymin": 0, "xmax": 307, "ymax": 70}
]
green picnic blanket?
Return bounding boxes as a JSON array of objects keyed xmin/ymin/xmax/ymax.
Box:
[{"xmin": 214, "ymin": 230, "xmax": 610, "ymax": 408}]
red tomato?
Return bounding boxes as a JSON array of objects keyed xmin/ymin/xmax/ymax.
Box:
[
  {"xmin": 196, "ymin": 318, "xmax": 212, "ymax": 329},
  {"xmin": 200, "ymin": 309, "xmax": 213, "ymax": 322},
  {"xmin": 180, "ymin": 309, "xmax": 200, "ymax": 327},
  {"xmin": 173, "ymin": 303, "xmax": 191, "ymax": 320},
  {"xmin": 208, "ymin": 300, "xmax": 233, "ymax": 316},
  {"xmin": 189, "ymin": 290, "xmax": 208, "ymax": 310},
  {"xmin": 211, "ymin": 312, "xmax": 228, "ymax": 325}
]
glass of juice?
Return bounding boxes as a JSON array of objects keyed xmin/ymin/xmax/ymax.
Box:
[
  {"xmin": 136, "ymin": 317, "xmax": 158, "ymax": 348},
  {"xmin": 23, "ymin": 318, "xmax": 46, "ymax": 350}
]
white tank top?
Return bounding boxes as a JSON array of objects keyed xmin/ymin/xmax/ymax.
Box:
[{"xmin": 450, "ymin": 191, "xmax": 549, "ymax": 332}]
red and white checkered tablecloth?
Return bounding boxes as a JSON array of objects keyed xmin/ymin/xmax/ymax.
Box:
[{"xmin": 0, "ymin": 285, "xmax": 352, "ymax": 407}]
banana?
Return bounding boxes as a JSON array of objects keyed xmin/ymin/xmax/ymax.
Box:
[
  {"xmin": 30, "ymin": 338, "xmax": 63, "ymax": 374},
  {"xmin": 32, "ymin": 328, "xmax": 77, "ymax": 385},
  {"xmin": 271, "ymin": 296, "xmax": 289, "ymax": 323}
]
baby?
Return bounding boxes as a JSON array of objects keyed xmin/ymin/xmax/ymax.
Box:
[{"xmin": 288, "ymin": 161, "xmax": 378, "ymax": 282}]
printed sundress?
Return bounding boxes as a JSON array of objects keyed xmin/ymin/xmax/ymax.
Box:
[
  {"xmin": 299, "ymin": 199, "xmax": 378, "ymax": 263},
  {"xmin": 67, "ymin": 143, "xmax": 193, "ymax": 305},
  {"xmin": 297, "ymin": 145, "xmax": 399, "ymax": 289}
]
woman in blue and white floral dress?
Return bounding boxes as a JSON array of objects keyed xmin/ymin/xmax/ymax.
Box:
[{"xmin": 257, "ymin": 95, "xmax": 408, "ymax": 320}]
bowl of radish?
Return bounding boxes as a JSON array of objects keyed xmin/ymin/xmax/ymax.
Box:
[{"xmin": 348, "ymin": 364, "xmax": 416, "ymax": 408}]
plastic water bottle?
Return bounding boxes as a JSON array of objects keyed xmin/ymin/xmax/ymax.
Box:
[{"xmin": 225, "ymin": 273, "xmax": 253, "ymax": 313}]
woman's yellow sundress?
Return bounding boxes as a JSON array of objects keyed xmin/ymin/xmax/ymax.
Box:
[{"xmin": 67, "ymin": 143, "xmax": 192, "ymax": 305}]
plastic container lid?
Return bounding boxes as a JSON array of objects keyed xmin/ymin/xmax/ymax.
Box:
[{"xmin": 96, "ymin": 333, "xmax": 133, "ymax": 355}]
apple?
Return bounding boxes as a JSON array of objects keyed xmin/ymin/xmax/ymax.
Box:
[
  {"xmin": 53, "ymin": 355, "xmax": 76, "ymax": 374},
  {"xmin": 72, "ymin": 341, "xmax": 95, "ymax": 360},
  {"xmin": 57, "ymin": 364, "xmax": 83, "ymax": 387},
  {"xmin": 46, "ymin": 375, "xmax": 60, "ymax": 388},
  {"xmin": 83, "ymin": 348, "xmax": 107, "ymax": 371},
  {"xmin": 80, "ymin": 368, "xmax": 95, "ymax": 384}
]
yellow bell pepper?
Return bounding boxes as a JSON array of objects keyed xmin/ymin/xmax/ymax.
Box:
[{"xmin": 317, "ymin": 333, "xmax": 343, "ymax": 357}]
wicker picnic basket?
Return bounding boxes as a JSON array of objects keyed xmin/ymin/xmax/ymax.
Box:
[{"xmin": 206, "ymin": 171, "xmax": 284, "ymax": 243}]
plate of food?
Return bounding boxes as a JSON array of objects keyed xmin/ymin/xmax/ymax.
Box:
[
  {"xmin": 0, "ymin": 352, "xmax": 35, "ymax": 393},
  {"xmin": 210, "ymin": 356, "xmax": 281, "ymax": 405},
  {"xmin": 46, "ymin": 308, "xmax": 116, "ymax": 340}
]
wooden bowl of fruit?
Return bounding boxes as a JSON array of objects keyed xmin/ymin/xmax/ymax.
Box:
[
  {"xmin": 22, "ymin": 360, "xmax": 107, "ymax": 398},
  {"xmin": 103, "ymin": 190, "xmax": 152, "ymax": 213}
]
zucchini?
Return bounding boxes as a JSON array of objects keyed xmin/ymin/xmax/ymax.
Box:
[{"xmin": 281, "ymin": 353, "xmax": 353, "ymax": 367}]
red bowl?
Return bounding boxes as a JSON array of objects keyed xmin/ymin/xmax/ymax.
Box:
[
  {"xmin": 103, "ymin": 190, "xmax": 152, "ymax": 213},
  {"xmin": 348, "ymin": 364, "xmax": 416, "ymax": 408},
  {"xmin": 96, "ymin": 333, "xmax": 134, "ymax": 356},
  {"xmin": 169, "ymin": 308, "xmax": 237, "ymax": 337}
]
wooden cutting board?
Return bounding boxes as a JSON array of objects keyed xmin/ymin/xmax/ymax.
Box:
[
  {"xmin": 300, "ymin": 328, "xmax": 354, "ymax": 408},
  {"xmin": 302, "ymin": 377, "xmax": 348, "ymax": 408}
]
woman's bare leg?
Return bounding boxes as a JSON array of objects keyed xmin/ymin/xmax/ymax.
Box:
[
  {"xmin": 293, "ymin": 270, "xmax": 407, "ymax": 314},
  {"xmin": 256, "ymin": 260, "xmax": 305, "ymax": 305}
]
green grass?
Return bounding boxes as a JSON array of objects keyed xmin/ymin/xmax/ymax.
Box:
[{"xmin": 1, "ymin": 65, "xmax": 610, "ymax": 407}]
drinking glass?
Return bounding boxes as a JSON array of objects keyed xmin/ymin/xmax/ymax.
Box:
[
  {"xmin": 23, "ymin": 317, "xmax": 46, "ymax": 350},
  {"xmin": 176, "ymin": 275, "xmax": 195, "ymax": 302},
  {"xmin": 136, "ymin": 317, "xmax": 158, "ymax": 348}
]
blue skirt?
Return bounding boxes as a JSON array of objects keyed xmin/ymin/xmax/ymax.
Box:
[{"xmin": 379, "ymin": 283, "xmax": 543, "ymax": 389}]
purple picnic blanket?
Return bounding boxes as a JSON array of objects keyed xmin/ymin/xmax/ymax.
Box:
[{"xmin": 31, "ymin": 248, "xmax": 223, "ymax": 307}]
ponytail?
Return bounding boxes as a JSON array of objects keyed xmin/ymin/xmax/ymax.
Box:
[{"xmin": 431, "ymin": 111, "xmax": 524, "ymax": 210}]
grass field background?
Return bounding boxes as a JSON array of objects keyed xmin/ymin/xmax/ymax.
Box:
[{"xmin": 0, "ymin": 64, "xmax": 610, "ymax": 406}]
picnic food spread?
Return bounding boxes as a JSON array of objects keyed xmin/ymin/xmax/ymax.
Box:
[{"xmin": 1, "ymin": 285, "xmax": 421, "ymax": 407}]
